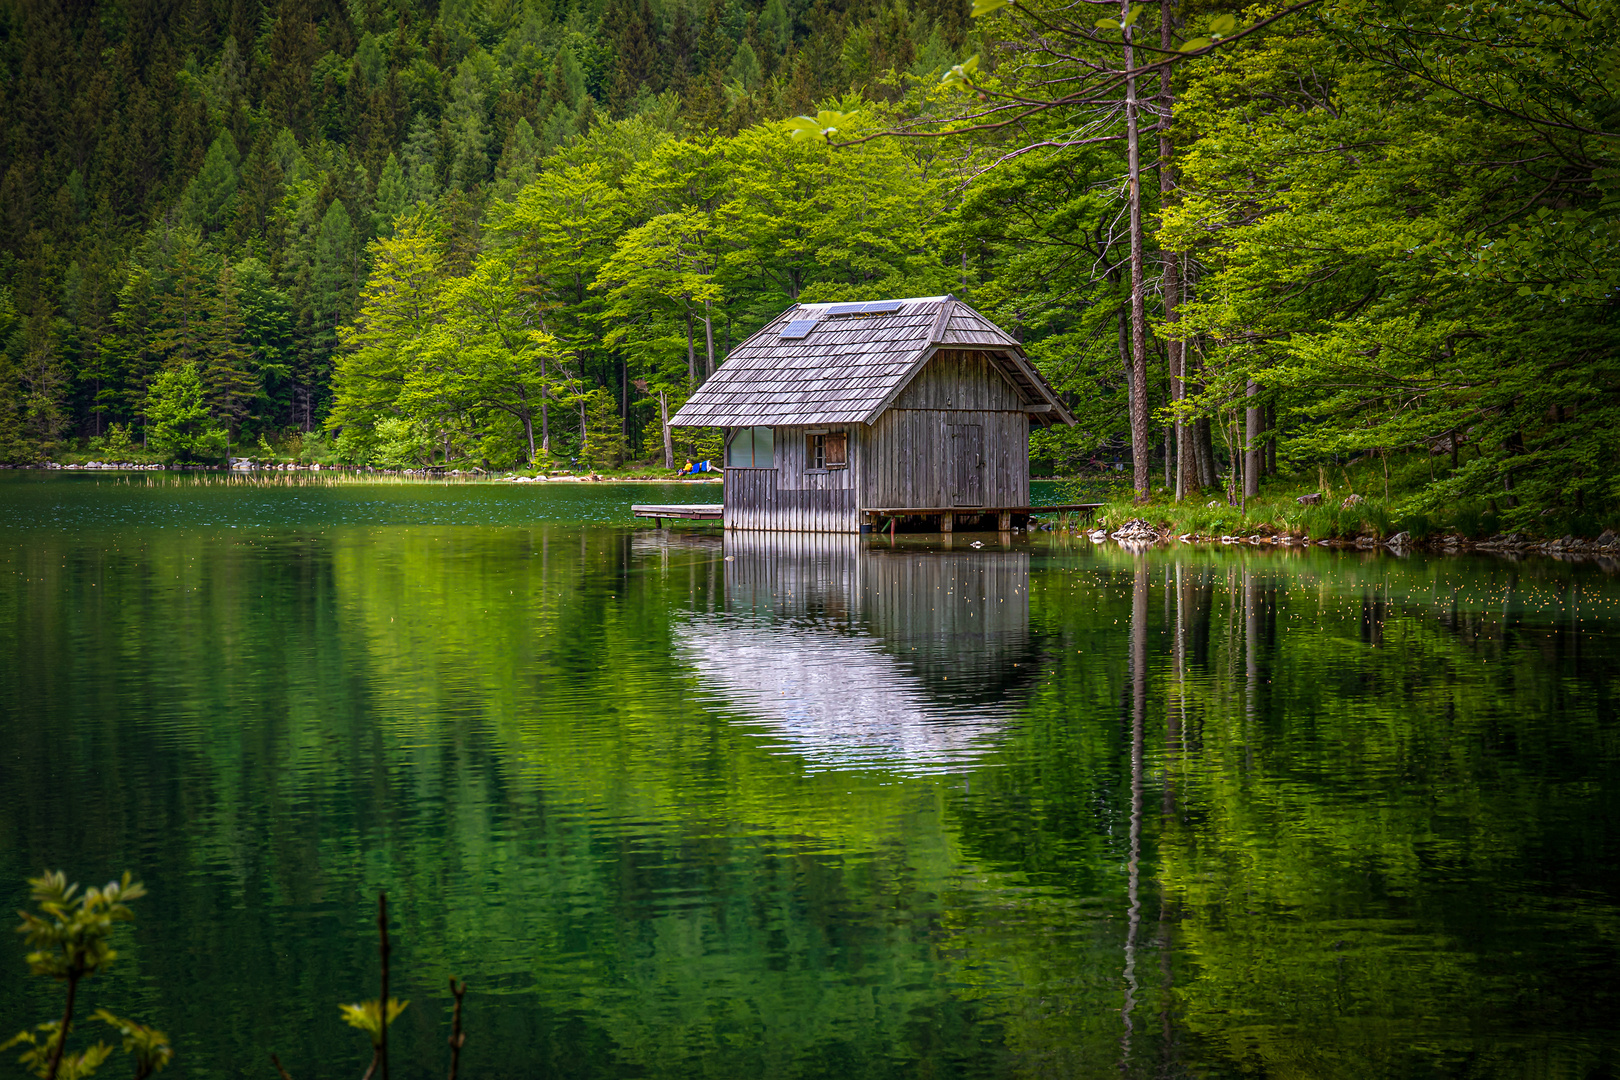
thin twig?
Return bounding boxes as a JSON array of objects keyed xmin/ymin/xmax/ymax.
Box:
[
  {"xmin": 446, "ymin": 979, "xmax": 467, "ymax": 1080},
  {"xmin": 270, "ymin": 1052, "xmax": 295, "ymax": 1080}
]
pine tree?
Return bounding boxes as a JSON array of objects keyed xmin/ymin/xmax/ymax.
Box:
[
  {"xmin": 492, "ymin": 119, "xmax": 541, "ymax": 203},
  {"xmin": 668, "ymin": 4, "xmax": 696, "ymax": 95},
  {"xmin": 150, "ymin": 231, "xmax": 212, "ymax": 370},
  {"xmin": 373, "ymin": 153, "xmax": 409, "ymax": 236},
  {"xmin": 202, "ymin": 261, "xmax": 259, "ymax": 436},
  {"xmin": 306, "ymin": 199, "xmax": 357, "ymax": 421},
  {"xmin": 400, "ymin": 115, "xmax": 441, "ymax": 206},
  {"xmin": 181, "ymin": 134, "xmax": 241, "ymax": 235},
  {"xmin": 266, "ymin": 0, "xmax": 319, "ymax": 137},
  {"xmin": 544, "ymin": 45, "xmax": 587, "ymax": 109},
  {"xmin": 696, "ymin": 0, "xmax": 732, "ymax": 76},
  {"xmin": 445, "ymin": 57, "xmax": 493, "ymax": 188},
  {"xmin": 18, "ymin": 304, "xmax": 69, "ymax": 454}
]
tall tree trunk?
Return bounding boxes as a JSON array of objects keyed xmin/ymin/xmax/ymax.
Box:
[
  {"xmin": 1244, "ymin": 380, "xmax": 1261, "ymax": 498},
  {"xmin": 702, "ymin": 298, "xmax": 716, "ymax": 379},
  {"xmin": 1265, "ymin": 402, "xmax": 1277, "ymax": 475},
  {"xmin": 659, "ymin": 390, "xmax": 674, "ymax": 469},
  {"xmin": 685, "ymin": 309, "xmax": 697, "ymax": 386},
  {"xmin": 537, "ymin": 355, "xmax": 550, "ymax": 454},
  {"xmin": 520, "ymin": 388, "xmax": 536, "ymax": 464},
  {"xmin": 1123, "ymin": 0, "xmax": 1151, "ymax": 500},
  {"xmin": 620, "ymin": 357, "xmax": 629, "ymax": 443},
  {"xmin": 1195, "ymin": 415, "xmax": 1217, "ymax": 487},
  {"xmin": 1159, "ymin": 2, "xmax": 1190, "ymax": 502}
]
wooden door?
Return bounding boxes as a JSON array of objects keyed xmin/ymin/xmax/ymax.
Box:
[{"xmin": 949, "ymin": 423, "xmax": 984, "ymax": 506}]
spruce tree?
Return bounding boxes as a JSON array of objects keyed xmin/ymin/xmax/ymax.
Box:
[
  {"xmin": 150, "ymin": 231, "xmax": 212, "ymax": 371},
  {"xmin": 181, "ymin": 134, "xmax": 241, "ymax": 235},
  {"xmin": 492, "ymin": 120, "xmax": 541, "ymax": 203},
  {"xmin": 373, "ymin": 154, "xmax": 409, "ymax": 236},
  {"xmin": 203, "ymin": 261, "xmax": 259, "ymax": 437},
  {"xmin": 307, "ymin": 199, "xmax": 357, "ymax": 420},
  {"xmin": 400, "ymin": 115, "xmax": 441, "ymax": 206}
]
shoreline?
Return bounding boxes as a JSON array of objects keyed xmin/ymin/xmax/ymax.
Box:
[{"xmin": 1083, "ymin": 517, "xmax": 1620, "ymax": 560}]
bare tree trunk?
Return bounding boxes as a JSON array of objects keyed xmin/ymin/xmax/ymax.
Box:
[
  {"xmin": 1265, "ymin": 403, "xmax": 1277, "ymax": 475},
  {"xmin": 659, "ymin": 390, "xmax": 674, "ymax": 469},
  {"xmin": 1159, "ymin": 4, "xmax": 1190, "ymax": 502},
  {"xmin": 1196, "ymin": 416, "xmax": 1216, "ymax": 487},
  {"xmin": 702, "ymin": 299, "xmax": 717, "ymax": 380},
  {"xmin": 685, "ymin": 310, "xmax": 697, "ymax": 386},
  {"xmin": 521, "ymin": 392, "xmax": 535, "ymax": 464},
  {"xmin": 539, "ymin": 355, "xmax": 550, "ymax": 454},
  {"xmin": 1124, "ymin": 0, "xmax": 1151, "ymax": 500},
  {"xmin": 1244, "ymin": 380, "xmax": 1261, "ymax": 498}
]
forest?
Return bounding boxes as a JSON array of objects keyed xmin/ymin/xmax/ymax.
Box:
[{"xmin": 0, "ymin": 0, "xmax": 1614, "ymax": 528}]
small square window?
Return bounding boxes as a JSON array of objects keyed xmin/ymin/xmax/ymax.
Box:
[{"xmin": 807, "ymin": 432, "xmax": 847, "ymax": 470}]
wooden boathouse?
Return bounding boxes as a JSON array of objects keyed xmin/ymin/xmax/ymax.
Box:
[{"xmin": 665, "ymin": 295, "xmax": 1079, "ymax": 533}]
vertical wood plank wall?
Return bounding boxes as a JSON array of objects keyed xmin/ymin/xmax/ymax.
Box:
[
  {"xmin": 723, "ymin": 349, "xmax": 1037, "ymax": 531},
  {"xmin": 725, "ymin": 424, "xmax": 861, "ymax": 532},
  {"xmin": 862, "ymin": 349, "xmax": 1032, "ymax": 511}
]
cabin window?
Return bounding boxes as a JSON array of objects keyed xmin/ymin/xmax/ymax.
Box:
[
  {"xmin": 807, "ymin": 431, "xmax": 847, "ymax": 470},
  {"xmin": 726, "ymin": 426, "xmax": 774, "ymax": 468}
]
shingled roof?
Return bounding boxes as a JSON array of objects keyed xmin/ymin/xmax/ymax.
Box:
[{"xmin": 668, "ymin": 295, "xmax": 1074, "ymax": 428}]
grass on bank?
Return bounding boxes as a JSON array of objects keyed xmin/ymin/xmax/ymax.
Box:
[{"xmin": 1073, "ymin": 451, "xmax": 1618, "ymax": 542}]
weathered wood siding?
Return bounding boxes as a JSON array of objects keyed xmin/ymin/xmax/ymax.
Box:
[
  {"xmin": 860, "ymin": 350, "xmax": 1032, "ymax": 510},
  {"xmin": 724, "ymin": 424, "xmax": 862, "ymax": 532},
  {"xmin": 891, "ymin": 350, "xmax": 1027, "ymax": 412},
  {"xmin": 723, "ymin": 467, "xmax": 777, "ymax": 530},
  {"xmin": 861, "ymin": 408, "xmax": 1029, "ymax": 509}
]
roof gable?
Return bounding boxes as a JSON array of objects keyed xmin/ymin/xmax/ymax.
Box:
[{"xmin": 668, "ymin": 296, "xmax": 1073, "ymax": 428}]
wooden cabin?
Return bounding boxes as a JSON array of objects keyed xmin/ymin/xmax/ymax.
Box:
[{"xmin": 668, "ymin": 295, "xmax": 1076, "ymax": 533}]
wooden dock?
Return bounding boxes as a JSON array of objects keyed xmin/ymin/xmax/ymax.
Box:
[
  {"xmin": 633, "ymin": 504, "xmax": 723, "ymax": 527},
  {"xmin": 863, "ymin": 503, "xmax": 1103, "ymax": 533}
]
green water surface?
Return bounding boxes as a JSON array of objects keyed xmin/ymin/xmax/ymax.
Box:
[{"xmin": 1, "ymin": 473, "xmax": 1617, "ymax": 1079}]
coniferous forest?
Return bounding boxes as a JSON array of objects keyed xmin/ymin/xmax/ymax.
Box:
[{"xmin": 0, "ymin": 0, "xmax": 1614, "ymax": 529}]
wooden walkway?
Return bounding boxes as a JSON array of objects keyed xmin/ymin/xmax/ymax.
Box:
[
  {"xmin": 634, "ymin": 502, "xmax": 1100, "ymax": 532},
  {"xmin": 863, "ymin": 503, "xmax": 1102, "ymax": 533},
  {"xmin": 633, "ymin": 504, "xmax": 723, "ymax": 527}
]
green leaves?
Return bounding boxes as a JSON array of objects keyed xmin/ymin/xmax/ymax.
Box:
[
  {"xmin": 339, "ymin": 999, "xmax": 410, "ymax": 1047},
  {"xmin": 9, "ymin": 873, "xmax": 166, "ymax": 1080},
  {"xmin": 1095, "ymin": 4, "xmax": 1143, "ymax": 32},
  {"xmin": 90, "ymin": 1013, "xmax": 172, "ymax": 1078},
  {"xmin": 1180, "ymin": 13, "xmax": 1240, "ymax": 50},
  {"xmin": 2, "ymin": 1025, "xmax": 112, "ymax": 1080},
  {"xmin": 940, "ymin": 54, "xmax": 981, "ymax": 85},
  {"xmin": 17, "ymin": 870, "xmax": 147, "ymax": 981},
  {"xmin": 782, "ymin": 110, "xmax": 858, "ymax": 144},
  {"xmin": 970, "ymin": 0, "xmax": 1009, "ymax": 17}
]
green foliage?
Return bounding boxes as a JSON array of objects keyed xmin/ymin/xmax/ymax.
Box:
[
  {"xmin": 6, "ymin": 872, "xmax": 170, "ymax": 1080},
  {"xmin": 89, "ymin": 1013, "xmax": 172, "ymax": 1080},
  {"xmin": 1, "ymin": 1025, "xmax": 113, "ymax": 1080},
  {"xmin": 15, "ymin": 870, "xmax": 145, "ymax": 982},
  {"xmin": 337, "ymin": 999, "xmax": 408, "ymax": 1047},
  {"xmin": 143, "ymin": 364, "xmax": 227, "ymax": 462}
]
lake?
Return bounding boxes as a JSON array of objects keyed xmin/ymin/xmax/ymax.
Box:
[{"xmin": 2, "ymin": 472, "xmax": 1617, "ymax": 1079}]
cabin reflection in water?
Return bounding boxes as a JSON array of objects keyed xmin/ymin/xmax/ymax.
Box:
[{"xmin": 675, "ymin": 531, "xmax": 1039, "ymax": 772}]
